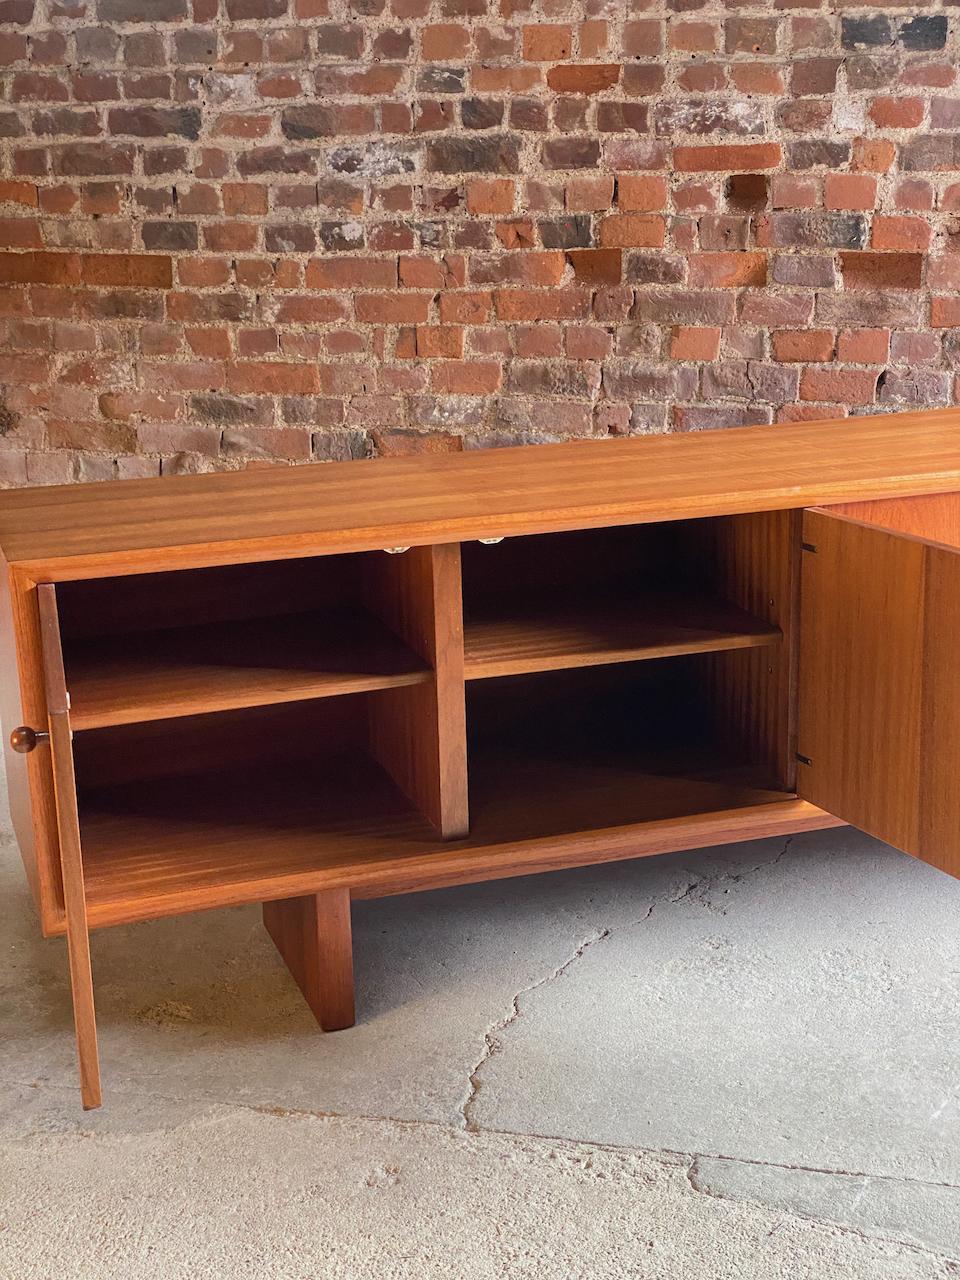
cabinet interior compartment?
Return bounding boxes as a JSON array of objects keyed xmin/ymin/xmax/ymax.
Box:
[
  {"xmin": 465, "ymin": 657, "xmax": 792, "ymax": 845},
  {"xmin": 460, "ymin": 518, "xmax": 783, "ymax": 681},
  {"xmin": 73, "ymin": 694, "xmax": 441, "ymax": 922},
  {"xmin": 54, "ymin": 554, "xmax": 433, "ymax": 731}
]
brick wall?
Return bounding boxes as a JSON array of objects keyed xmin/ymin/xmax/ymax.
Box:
[{"xmin": 0, "ymin": 0, "xmax": 958, "ymax": 485}]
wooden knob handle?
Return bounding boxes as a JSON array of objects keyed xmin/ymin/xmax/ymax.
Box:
[{"xmin": 10, "ymin": 725, "xmax": 46, "ymax": 753}]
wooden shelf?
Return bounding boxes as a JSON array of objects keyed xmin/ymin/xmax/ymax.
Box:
[
  {"xmin": 463, "ymin": 592, "xmax": 780, "ymax": 680},
  {"xmin": 64, "ymin": 609, "xmax": 431, "ymax": 730},
  {"xmin": 76, "ymin": 742, "xmax": 823, "ymax": 930}
]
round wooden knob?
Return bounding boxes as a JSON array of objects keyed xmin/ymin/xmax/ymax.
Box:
[{"xmin": 10, "ymin": 725, "xmax": 43, "ymax": 753}]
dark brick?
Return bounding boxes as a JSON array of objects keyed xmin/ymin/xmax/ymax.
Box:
[
  {"xmin": 758, "ymin": 212, "xmax": 867, "ymax": 250},
  {"xmin": 174, "ymin": 29, "xmax": 218, "ymax": 63},
  {"xmin": 191, "ymin": 395, "xmax": 267, "ymax": 425},
  {"xmin": 53, "ymin": 143, "xmax": 135, "ymax": 175},
  {"xmin": 901, "ymin": 135, "xmax": 960, "ymax": 171},
  {"xmin": 541, "ymin": 137, "xmax": 601, "ymax": 169},
  {"xmin": 538, "ymin": 216, "xmax": 592, "ymax": 249},
  {"xmin": 108, "ymin": 107, "xmax": 201, "ymax": 140},
  {"xmin": 899, "ymin": 15, "xmax": 947, "ymax": 50},
  {"xmin": 623, "ymin": 254, "xmax": 686, "ymax": 285},
  {"xmin": 461, "ymin": 99, "xmax": 504, "ymax": 130},
  {"xmin": 815, "ymin": 290, "xmax": 921, "ymax": 327},
  {"xmin": 597, "ymin": 103, "xmax": 649, "ymax": 133},
  {"xmin": 142, "ymin": 221, "xmax": 198, "ymax": 250},
  {"xmin": 265, "ymin": 223, "xmax": 317, "ymax": 252},
  {"xmin": 877, "ymin": 368, "xmax": 950, "ymax": 405},
  {"xmin": 98, "ymin": 0, "xmax": 187, "ymax": 18},
  {"xmin": 282, "ymin": 106, "xmax": 352, "ymax": 140},
  {"xmin": 225, "ymin": 0, "xmax": 286, "ymax": 16},
  {"xmin": 790, "ymin": 58, "xmax": 841, "ymax": 96},
  {"xmin": 841, "ymin": 16, "xmax": 892, "ymax": 49},
  {"xmin": 238, "ymin": 146, "xmax": 318, "ymax": 175},
  {"xmin": 315, "ymin": 24, "xmax": 364, "ymax": 58},
  {"xmin": 510, "ymin": 99, "xmax": 549, "ymax": 131},
  {"xmin": 725, "ymin": 174, "xmax": 768, "ymax": 210},
  {"xmin": 76, "ymin": 28, "xmax": 121, "ymax": 63},
  {"xmin": 787, "ymin": 140, "xmax": 851, "ymax": 169},
  {"xmin": 123, "ymin": 32, "xmax": 164, "ymax": 67},
  {"xmin": 143, "ymin": 147, "xmax": 188, "ymax": 176},
  {"xmin": 33, "ymin": 110, "xmax": 99, "ymax": 138},
  {"xmin": 418, "ymin": 66, "xmax": 465, "ymax": 94},
  {"xmin": 318, "ymin": 221, "xmax": 364, "ymax": 250},
  {"xmin": 426, "ymin": 135, "xmax": 520, "ymax": 174},
  {"xmin": 772, "ymin": 255, "xmax": 836, "ymax": 287}
]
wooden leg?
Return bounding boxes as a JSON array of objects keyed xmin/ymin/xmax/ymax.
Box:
[{"xmin": 263, "ymin": 889, "xmax": 356, "ymax": 1031}]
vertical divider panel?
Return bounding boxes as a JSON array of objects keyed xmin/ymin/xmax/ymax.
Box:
[
  {"xmin": 362, "ymin": 544, "xmax": 469, "ymax": 838},
  {"xmin": 690, "ymin": 509, "xmax": 802, "ymax": 791}
]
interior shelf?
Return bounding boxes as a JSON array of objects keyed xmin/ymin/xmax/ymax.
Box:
[
  {"xmin": 78, "ymin": 743, "xmax": 788, "ymax": 928},
  {"xmin": 75, "ymin": 658, "xmax": 792, "ymax": 928},
  {"xmin": 463, "ymin": 591, "xmax": 780, "ymax": 680},
  {"xmin": 64, "ymin": 608, "xmax": 431, "ymax": 730}
]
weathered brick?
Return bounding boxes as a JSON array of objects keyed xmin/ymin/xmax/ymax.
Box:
[
  {"xmin": 1, "ymin": 0, "xmax": 955, "ymax": 482},
  {"xmin": 108, "ymin": 108, "xmax": 202, "ymax": 140},
  {"xmin": 426, "ymin": 136, "xmax": 520, "ymax": 174},
  {"xmin": 688, "ymin": 252, "xmax": 767, "ymax": 287},
  {"xmin": 839, "ymin": 251, "xmax": 923, "ymax": 289}
]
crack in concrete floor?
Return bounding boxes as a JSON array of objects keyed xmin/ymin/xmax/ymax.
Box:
[
  {"xmin": 3, "ymin": 819, "xmax": 958, "ymax": 1274},
  {"xmin": 460, "ymin": 836, "xmax": 794, "ymax": 1133}
]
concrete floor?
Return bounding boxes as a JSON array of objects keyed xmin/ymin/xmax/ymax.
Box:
[{"xmin": 2, "ymin": 766, "xmax": 959, "ymax": 1278}]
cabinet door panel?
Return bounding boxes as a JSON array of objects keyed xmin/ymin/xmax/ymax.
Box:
[{"xmin": 797, "ymin": 506, "xmax": 960, "ymax": 878}]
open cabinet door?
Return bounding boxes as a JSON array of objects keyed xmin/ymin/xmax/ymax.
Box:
[
  {"xmin": 797, "ymin": 502, "xmax": 960, "ymax": 880},
  {"xmin": 37, "ymin": 582, "xmax": 102, "ymax": 1108}
]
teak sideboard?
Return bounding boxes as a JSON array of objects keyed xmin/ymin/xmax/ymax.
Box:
[{"xmin": 5, "ymin": 408, "xmax": 960, "ymax": 1109}]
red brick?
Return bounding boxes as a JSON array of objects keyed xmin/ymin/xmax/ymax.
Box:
[
  {"xmin": 430, "ymin": 360, "xmax": 502, "ymax": 393},
  {"xmin": 799, "ymin": 368, "xmax": 878, "ymax": 404},
  {"xmin": 597, "ymin": 215, "xmax": 665, "ymax": 249},
  {"xmin": 565, "ymin": 175, "xmax": 614, "ymax": 211},
  {"xmin": 931, "ymin": 297, "xmax": 960, "ymax": 328},
  {"xmin": 306, "ymin": 258, "xmax": 398, "ymax": 289},
  {"xmin": 670, "ymin": 326, "xmax": 721, "ymax": 360},
  {"xmin": 772, "ymin": 330, "xmax": 834, "ymax": 362},
  {"xmin": 522, "ymin": 25, "xmax": 571, "ymax": 61},
  {"xmin": 227, "ymin": 362, "xmax": 320, "ymax": 395},
  {"xmin": 356, "ymin": 293, "xmax": 431, "ymax": 323},
  {"xmin": 837, "ymin": 328, "xmax": 890, "ymax": 363},
  {"xmin": 668, "ymin": 21, "xmax": 717, "ymax": 52},
  {"xmin": 617, "ymin": 176, "xmax": 667, "ymax": 211},
  {"xmin": 851, "ymin": 137, "xmax": 896, "ymax": 174},
  {"xmin": 0, "ymin": 181, "xmax": 37, "ymax": 207},
  {"xmin": 566, "ymin": 248, "xmax": 622, "ymax": 285},
  {"xmin": 496, "ymin": 288, "xmax": 592, "ymax": 321},
  {"xmin": 839, "ymin": 252, "xmax": 923, "ymax": 289},
  {"xmin": 673, "ymin": 143, "xmax": 782, "ymax": 172},
  {"xmin": 466, "ymin": 179, "xmax": 515, "ymax": 215},
  {"xmin": 688, "ymin": 252, "xmax": 767, "ymax": 288},
  {"xmin": 546, "ymin": 64, "xmax": 620, "ymax": 94},
  {"xmin": 421, "ymin": 23, "xmax": 470, "ymax": 60},
  {"xmin": 439, "ymin": 291, "xmax": 492, "ymax": 324},
  {"xmin": 868, "ymin": 97, "xmax": 924, "ymax": 130},
  {"xmin": 823, "ymin": 174, "xmax": 876, "ymax": 211},
  {"xmin": 871, "ymin": 216, "xmax": 931, "ymax": 252},
  {"xmin": 0, "ymin": 252, "xmax": 81, "ymax": 285}
]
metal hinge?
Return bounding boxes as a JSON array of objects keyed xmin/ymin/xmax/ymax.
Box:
[
  {"xmin": 795, "ymin": 753, "xmax": 813, "ymax": 766},
  {"xmin": 801, "ymin": 542, "xmax": 818, "ymax": 554}
]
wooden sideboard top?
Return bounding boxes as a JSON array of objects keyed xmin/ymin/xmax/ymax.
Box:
[{"xmin": 3, "ymin": 407, "xmax": 960, "ymax": 579}]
